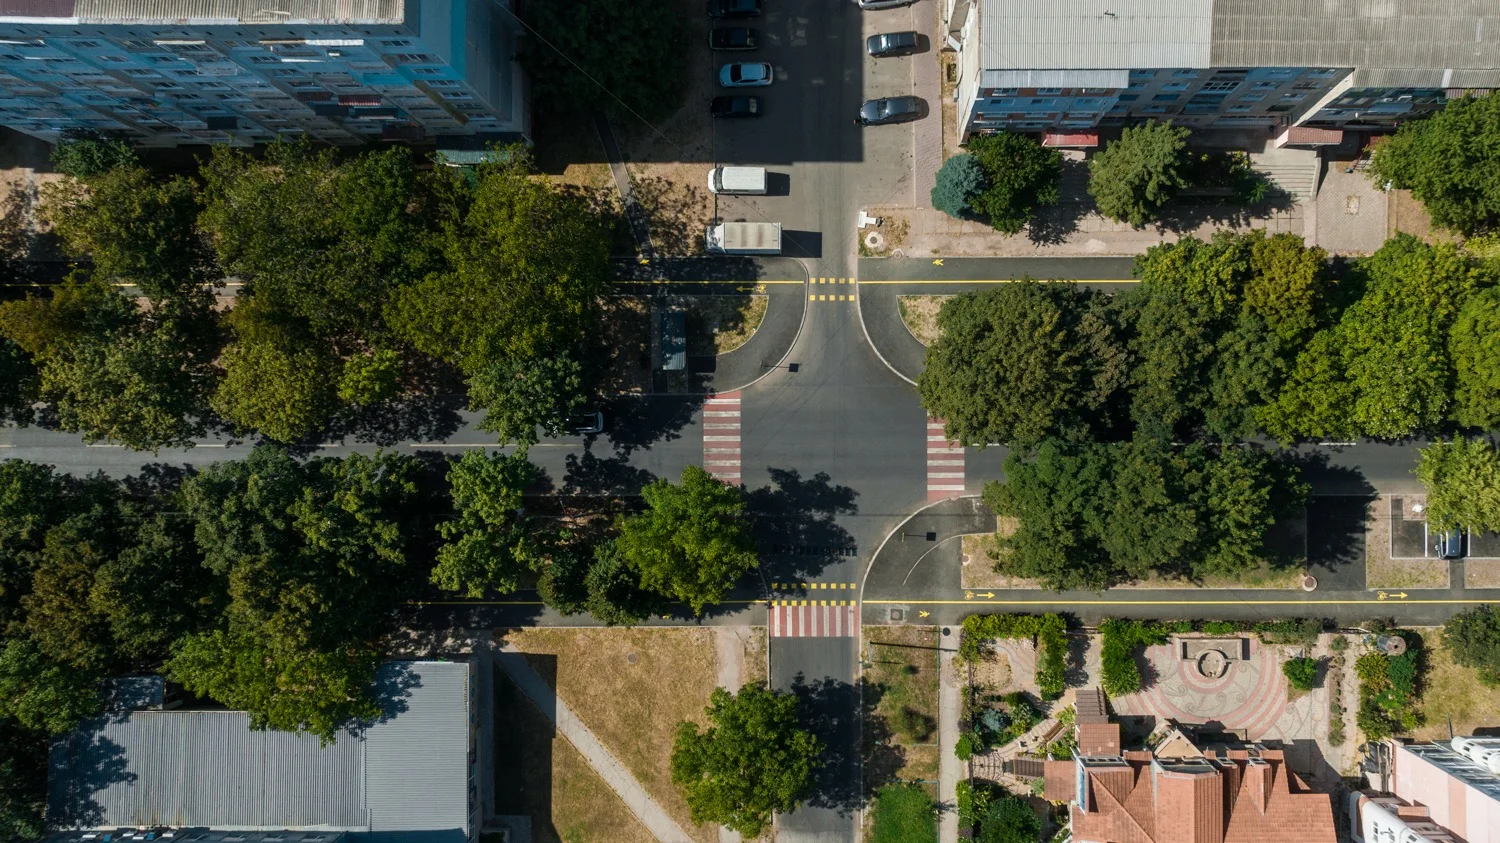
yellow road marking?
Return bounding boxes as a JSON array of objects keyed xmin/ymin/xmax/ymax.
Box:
[
  {"xmin": 857, "ymin": 279, "xmax": 1134, "ymax": 285},
  {"xmin": 612, "ymin": 279, "xmax": 803, "ymax": 285},
  {"xmin": 809, "ymin": 294, "xmax": 816, "ymax": 301}
]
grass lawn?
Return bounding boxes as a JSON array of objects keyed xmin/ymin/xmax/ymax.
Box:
[
  {"xmin": 1120, "ymin": 561, "xmax": 1306, "ymax": 590},
  {"xmin": 897, "ymin": 295, "xmax": 950, "ymax": 346},
  {"xmin": 862, "ymin": 625, "xmax": 941, "ymax": 784},
  {"xmin": 869, "ymin": 783, "xmax": 939, "ymax": 843},
  {"xmin": 682, "ymin": 295, "xmax": 769, "ymax": 355},
  {"xmin": 1413, "ymin": 630, "xmax": 1500, "ymax": 742},
  {"xmin": 493, "ymin": 669, "xmax": 654, "ymax": 843},
  {"xmin": 503, "ymin": 627, "xmax": 721, "ymax": 843}
]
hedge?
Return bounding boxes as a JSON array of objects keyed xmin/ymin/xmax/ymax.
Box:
[
  {"xmin": 959, "ymin": 613, "xmax": 1068, "ymax": 698},
  {"xmin": 1097, "ymin": 617, "xmax": 1329, "ymax": 696}
]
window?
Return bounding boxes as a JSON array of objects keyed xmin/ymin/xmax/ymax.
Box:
[
  {"xmin": 1142, "ymin": 105, "xmax": 1166, "ymax": 114},
  {"xmin": 1172, "ymin": 69, "xmax": 1198, "ymax": 78},
  {"xmin": 1163, "ymin": 82, "xmax": 1189, "ymax": 92},
  {"xmin": 1116, "ymin": 93, "xmax": 1138, "ymax": 102},
  {"xmin": 1129, "ymin": 69, "xmax": 1156, "ymax": 79},
  {"xmin": 1152, "ymin": 93, "xmax": 1179, "ymax": 102},
  {"xmin": 1253, "ymin": 81, "xmax": 1281, "ymax": 91},
  {"xmin": 99, "ymin": 55, "xmax": 126, "ymax": 62},
  {"xmin": 992, "ymin": 87, "xmax": 1018, "ymax": 96},
  {"xmin": 1308, "ymin": 68, "xmax": 1340, "ymax": 78},
  {"xmin": 1036, "ymin": 87, "xmax": 1063, "ymax": 95},
  {"xmin": 1280, "ymin": 92, "xmax": 1303, "ymax": 101},
  {"xmin": 1227, "ymin": 105, "xmax": 1253, "ymax": 112},
  {"xmin": 1202, "ymin": 80, "xmax": 1238, "ymax": 92},
  {"xmin": 381, "ymin": 39, "xmax": 413, "ymax": 47},
  {"xmin": 73, "ymin": 40, "xmax": 100, "ymax": 49},
  {"xmin": 413, "ymin": 67, "xmax": 441, "ymax": 75},
  {"xmin": 393, "ymin": 53, "xmax": 434, "ymax": 63},
  {"xmin": 1238, "ymin": 93, "xmax": 1264, "ymax": 102}
]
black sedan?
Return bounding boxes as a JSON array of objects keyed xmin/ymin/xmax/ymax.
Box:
[
  {"xmin": 710, "ymin": 27, "xmax": 760, "ymax": 50},
  {"xmin": 866, "ymin": 31, "xmax": 919, "ymax": 57},
  {"xmin": 707, "ymin": 0, "xmax": 761, "ymax": 18},
  {"xmin": 856, "ymin": 96, "xmax": 924, "ymax": 125},
  {"xmin": 711, "ymin": 95, "xmax": 761, "ymax": 118}
]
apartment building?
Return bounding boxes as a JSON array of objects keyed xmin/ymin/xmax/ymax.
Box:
[
  {"xmin": 1352, "ymin": 737, "xmax": 1500, "ymax": 843},
  {"xmin": 944, "ymin": 0, "xmax": 1500, "ymax": 145},
  {"xmin": 0, "ymin": 0, "xmax": 531, "ymax": 146}
]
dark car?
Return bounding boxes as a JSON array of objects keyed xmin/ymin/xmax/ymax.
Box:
[
  {"xmin": 708, "ymin": 0, "xmax": 761, "ymax": 18},
  {"xmin": 856, "ymin": 96, "xmax": 924, "ymax": 125},
  {"xmin": 1436, "ymin": 526, "xmax": 1464, "ymax": 559},
  {"xmin": 568, "ymin": 412, "xmax": 604, "ymax": 435},
  {"xmin": 711, "ymin": 95, "xmax": 761, "ymax": 118},
  {"xmin": 866, "ymin": 31, "xmax": 919, "ymax": 57},
  {"xmin": 710, "ymin": 27, "xmax": 759, "ymax": 50}
]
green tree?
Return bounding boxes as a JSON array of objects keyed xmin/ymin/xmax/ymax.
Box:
[
  {"xmin": 1088, "ymin": 121, "xmax": 1192, "ymax": 226},
  {"xmin": 431, "ymin": 450, "xmax": 539, "ymax": 597},
  {"xmin": 0, "ymin": 637, "xmax": 101, "ymax": 735},
  {"xmin": 976, "ymin": 793, "xmax": 1042, "ymax": 843},
  {"xmin": 0, "ymin": 461, "xmax": 68, "ymax": 629},
  {"xmin": 1450, "ymin": 287, "xmax": 1500, "ymax": 429},
  {"xmin": 1282, "ymin": 656, "xmax": 1319, "ymax": 691},
  {"xmin": 338, "ymin": 348, "xmax": 402, "ymax": 406},
  {"xmin": 49, "ymin": 130, "xmax": 137, "ymax": 179},
  {"xmin": 581, "ymin": 540, "xmax": 658, "ymax": 626},
  {"xmin": 1191, "ymin": 445, "xmax": 1306, "ymax": 579},
  {"xmin": 466, "ymin": 354, "xmax": 586, "ymax": 446},
  {"xmin": 670, "ymin": 685, "xmax": 822, "ymax": 837},
  {"xmin": 1443, "ymin": 604, "xmax": 1500, "ymax": 685},
  {"xmin": 1367, "ymin": 92, "xmax": 1500, "ymax": 235},
  {"xmin": 522, "ymin": 0, "xmax": 688, "ymax": 123},
  {"xmin": 91, "ymin": 513, "xmax": 220, "ymax": 664},
  {"xmin": 965, "ymin": 133, "xmax": 1062, "ymax": 234},
  {"xmin": 931, "ymin": 153, "xmax": 986, "ymax": 219},
  {"xmin": 983, "ymin": 441, "xmax": 1115, "ymax": 590},
  {"xmin": 916, "ymin": 284, "xmax": 1127, "ymax": 447},
  {"xmin": 614, "ymin": 466, "xmax": 758, "ymax": 614},
  {"xmin": 170, "ymin": 446, "xmax": 425, "ymax": 740},
  {"xmin": 0, "ymin": 718, "xmax": 47, "ymax": 843},
  {"xmin": 1268, "ymin": 236, "xmax": 1486, "ymax": 440},
  {"xmin": 22, "ymin": 510, "xmax": 121, "ymax": 672},
  {"xmin": 44, "ymin": 166, "xmax": 212, "ymax": 303},
  {"xmin": 1416, "ymin": 438, "xmax": 1500, "ymax": 533}
]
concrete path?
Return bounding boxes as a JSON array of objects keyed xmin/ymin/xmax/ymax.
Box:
[
  {"xmin": 938, "ymin": 645, "xmax": 961, "ymax": 843},
  {"xmin": 494, "ymin": 643, "xmax": 695, "ymax": 843},
  {"xmin": 593, "ymin": 111, "xmax": 654, "ymax": 259},
  {"xmin": 714, "ymin": 628, "xmax": 748, "ymax": 843}
]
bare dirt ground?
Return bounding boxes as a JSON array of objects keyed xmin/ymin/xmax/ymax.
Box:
[
  {"xmin": 898, "ymin": 295, "xmax": 949, "ymax": 346},
  {"xmin": 961, "ymin": 522, "xmax": 1049, "ymax": 589},
  {"xmin": 858, "ymin": 214, "xmax": 910, "ymax": 258},
  {"xmin": 1366, "ymin": 495, "xmax": 1449, "ymax": 589},
  {"xmin": 630, "ymin": 165, "xmax": 713, "ymax": 255},
  {"xmin": 1386, "ymin": 189, "xmax": 1456, "ymax": 244},
  {"xmin": 598, "ymin": 297, "xmax": 653, "ymax": 394},
  {"xmin": 1466, "ymin": 561, "xmax": 1500, "ymax": 589}
]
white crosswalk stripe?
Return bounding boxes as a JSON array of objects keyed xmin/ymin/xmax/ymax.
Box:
[
  {"xmin": 927, "ymin": 418, "xmax": 965, "ymax": 500},
  {"xmin": 703, "ymin": 392, "xmax": 742, "ymax": 485},
  {"xmin": 768, "ymin": 602, "xmax": 859, "ymax": 638}
]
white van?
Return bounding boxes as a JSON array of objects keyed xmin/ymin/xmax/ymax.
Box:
[{"xmin": 707, "ymin": 166, "xmax": 768, "ymax": 195}]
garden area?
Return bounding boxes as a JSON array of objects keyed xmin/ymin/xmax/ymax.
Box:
[{"xmin": 862, "ymin": 625, "xmax": 942, "ymax": 785}]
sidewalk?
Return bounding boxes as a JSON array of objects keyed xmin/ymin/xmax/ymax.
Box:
[
  {"xmin": 938, "ymin": 646, "xmax": 961, "ymax": 843},
  {"xmin": 495, "ymin": 643, "xmax": 696, "ymax": 843}
]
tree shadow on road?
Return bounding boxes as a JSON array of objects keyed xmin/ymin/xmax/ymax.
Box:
[
  {"xmin": 747, "ymin": 468, "xmax": 859, "ymax": 583},
  {"xmin": 790, "ymin": 674, "xmax": 894, "ymax": 815},
  {"xmin": 601, "ymin": 393, "xmax": 704, "ymax": 457},
  {"xmin": 559, "ymin": 450, "xmax": 658, "ymax": 496}
]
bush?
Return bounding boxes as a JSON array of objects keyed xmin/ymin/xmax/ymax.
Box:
[
  {"xmin": 51, "ymin": 130, "xmax": 137, "ymax": 179},
  {"xmin": 892, "ymin": 706, "xmax": 937, "ymax": 743},
  {"xmin": 1099, "ymin": 619, "xmax": 1170, "ymax": 696},
  {"xmin": 1254, "ymin": 618, "xmax": 1326, "ymax": 647},
  {"xmin": 955, "ymin": 732, "xmax": 977, "ymax": 761},
  {"xmin": 1087, "ymin": 121, "xmax": 1192, "ymax": 226},
  {"xmin": 978, "ymin": 793, "xmax": 1042, "ymax": 843},
  {"xmin": 958, "ymin": 613, "xmax": 1068, "ymax": 698},
  {"xmin": 870, "ymin": 783, "xmax": 938, "ymax": 843},
  {"xmin": 956, "ymin": 779, "xmax": 991, "ymax": 828},
  {"xmin": 1201, "ymin": 620, "xmax": 1240, "ymax": 635},
  {"xmin": 1331, "ymin": 635, "xmax": 1349, "ymax": 652},
  {"xmin": 1282, "ymin": 656, "xmax": 1318, "ymax": 691},
  {"xmin": 932, "ymin": 153, "xmax": 986, "ymax": 219}
]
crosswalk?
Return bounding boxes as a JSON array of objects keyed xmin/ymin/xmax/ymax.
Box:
[
  {"xmin": 927, "ymin": 418, "xmax": 965, "ymax": 501},
  {"xmin": 703, "ymin": 391, "xmax": 741, "ymax": 485},
  {"xmin": 769, "ymin": 601, "xmax": 859, "ymax": 638}
]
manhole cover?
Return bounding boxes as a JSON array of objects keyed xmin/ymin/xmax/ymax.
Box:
[
  {"xmin": 864, "ymin": 231, "xmax": 885, "ymax": 251},
  {"xmin": 888, "ymin": 608, "xmax": 905, "ymax": 622},
  {"xmin": 1344, "ymin": 195, "xmax": 1361, "ymax": 215},
  {"xmin": 626, "ymin": 652, "xmax": 638, "ymax": 665}
]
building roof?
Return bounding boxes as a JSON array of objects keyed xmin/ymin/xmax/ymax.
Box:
[
  {"xmin": 47, "ymin": 661, "xmax": 470, "ymax": 839},
  {"xmin": 1079, "ymin": 722, "xmax": 1122, "ymax": 756},
  {"xmin": 978, "ymin": 0, "xmax": 1500, "ymax": 88},
  {"xmin": 0, "ymin": 0, "xmax": 406, "ymax": 24}
]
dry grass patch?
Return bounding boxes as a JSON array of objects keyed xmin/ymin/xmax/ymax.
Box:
[
  {"xmin": 494, "ymin": 670, "xmax": 655, "ymax": 843},
  {"xmin": 1413, "ymin": 632, "xmax": 1500, "ymax": 742},
  {"xmin": 961, "ymin": 521, "xmax": 1046, "ymax": 589},
  {"xmin": 1466, "ymin": 562, "xmax": 1500, "ymax": 589},
  {"xmin": 598, "ymin": 296, "xmax": 652, "ymax": 394},
  {"xmin": 1366, "ymin": 496, "xmax": 1449, "ymax": 589},
  {"xmin": 503, "ymin": 627, "xmax": 721, "ymax": 843},
  {"xmin": 682, "ymin": 294, "xmax": 768, "ymax": 354},
  {"xmin": 898, "ymin": 295, "xmax": 950, "ymax": 346},
  {"xmin": 742, "ymin": 626, "xmax": 768, "ymax": 687},
  {"xmin": 631, "ymin": 164, "xmax": 714, "ymax": 255},
  {"xmin": 1119, "ymin": 563, "xmax": 1305, "ymax": 590},
  {"xmin": 863, "ymin": 625, "xmax": 941, "ymax": 785}
]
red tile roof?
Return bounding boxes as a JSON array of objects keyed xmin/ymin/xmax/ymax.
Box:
[{"xmin": 1079, "ymin": 723, "xmax": 1122, "ymax": 756}]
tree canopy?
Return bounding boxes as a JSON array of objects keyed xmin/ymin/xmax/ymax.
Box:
[
  {"xmin": 1443, "ymin": 604, "xmax": 1500, "ymax": 685},
  {"xmin": 1367, "ymin": 92, "xmax": 1500, "ymax": 236},
  {"xmin": 1088, "ymin": 121, "xmax": 1192, "ymax": 226},
  {"xmin": 964, "ymin": 133, "xmax": 1063, "ymax": 234},
  {"xmin": 932, "ymin": 153, "xmax": 986, "ymax": 219},
  {"xmin": 671, "ymin": 684, "xmax": 822, "ymax": 837},
  {"xmin": 431, "ymin": 449, "xmax": 541, "ymax": 597},
  {"xmin": 1416, "ymin": 438, "xmax": 1500, "ymax": 534},
  {"xmin": 917, "ymin": 283, "xmax": 1126, "ymax": 447}
]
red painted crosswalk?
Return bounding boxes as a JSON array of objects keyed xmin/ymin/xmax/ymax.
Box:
[
  {"xmin": 703, "ymin": 391, "xmax": 741, "ymax": 485},
  {"xmin": 927, "ymin": 418, "xmax": 965, "ymax": 501},
  {"xmin": 769, "ymin": 602, "xmax": 859, "ymax": 638}
]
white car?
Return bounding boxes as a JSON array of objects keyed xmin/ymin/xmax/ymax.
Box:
[{"xmin": 719, "ymin": 62, "xmax": 774, "ymax": 87}]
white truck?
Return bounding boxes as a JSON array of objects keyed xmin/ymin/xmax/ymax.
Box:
[
  {"xmin": 707, "ymin": 166, "xmax": 768, "ymax": 195},
  {"xmin": 705, "ymin": 221, "xmax": 782, "ymax": 255}
]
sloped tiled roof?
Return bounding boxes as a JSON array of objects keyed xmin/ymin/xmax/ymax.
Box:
[{"xmin": 1079, "ymin": 722, "xmax": 1122, "ymax": 756}]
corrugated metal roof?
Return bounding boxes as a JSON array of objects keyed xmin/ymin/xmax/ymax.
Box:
[
  {"xmin": 1210, "ymin": 0, "xmax": 1500, "ymax": 72},
  {"xmin": 980, "ymin": 0, "xmax": 1213, "ymax": 71},
  {"xmin": 67, "ymin": 0, "xmax": 404, "ymax": 24},
  {"xmin": 980, "ymin": 69, "xmax": 1128, "ymax": 88},
  {"xmin": 48, "ymin": 661, "xmax": 470, "ymax": 836},
  {"xmin": 364, "ymin": 661, "xmax": 471, "ymax": 833}
]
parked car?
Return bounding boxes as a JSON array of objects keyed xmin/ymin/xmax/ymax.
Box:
[
  {"xmin": 711, "ymin": 95, "xmax": 762, "ymax": 118},
  {"xmin": 569, "ymin": 412, "xmax": 605, "ymax": 435},
  {"xmin": 866, "ymin": 31, "xmax": 919, "ymax": 57},
  {"xmin": 857, "ymin": 0, "xmax": 916, "ymax": 9},
  {"xmin": 720, "ymin": 62, "xmax": 774, "ymax": 87},
  {"xmin": 1436, "ymin": 526, "xmax": 1464, "ymax": 559},
  {"xmin": 708, "ymin": 0, "xmax": 761, "ymax": 18},
  {"xmin": 710, "ymin": 27, "xmax": 759, "ymax": 50},
  {"xmin": 856, "ymin": 96, "xmax": 923, "ymax": 125}
]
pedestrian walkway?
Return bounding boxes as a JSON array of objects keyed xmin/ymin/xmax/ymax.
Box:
[
  {"xmin": 769, "ymin": 600, "xmax": 859, "ymax": 638},
  {"xmin": 938, "ymin": 645, "xmax": 960, "ymax": 843},
  {"xmin": 703, "ymin": 391, "xmax": 742, "ymax": 485},
  {"xmin": 494, "ymin": 643, "xmax": 696, "ymax": 843},
  {"xmin": 927, "ymin": 418, "xmax": 965, "ymax": 500}
]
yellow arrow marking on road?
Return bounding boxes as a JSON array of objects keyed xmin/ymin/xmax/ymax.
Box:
[
  {"xmin": 919, "ymin": 610, "xmax": 931, "ymax": 618},
  {"xmin": 1378, "ymin": 591, "xmax": 1410, "ymax": 600},
  {"xmin": 932, "ymin": 259, "xmax": 944, "ymax": 266}
]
